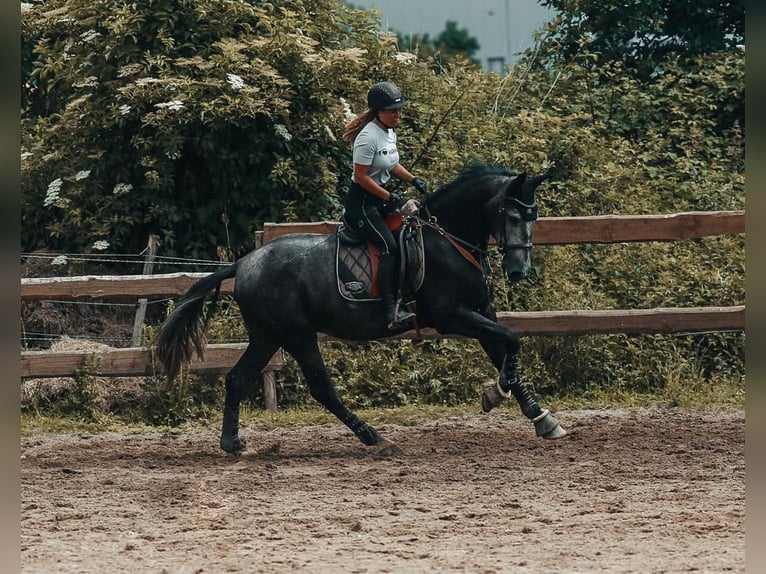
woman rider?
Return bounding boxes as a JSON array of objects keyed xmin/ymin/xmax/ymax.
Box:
[{"xmin": 341, "ymin": 81, "xmax": 428, "ymax": 330}]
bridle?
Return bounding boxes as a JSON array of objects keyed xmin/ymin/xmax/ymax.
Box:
[
  {"xmin": 495, "ymin": 196, "xmax": 538, "ymax": 253},
  {"xmin": 411, "ymin": 192, "xmax": 537, "ymax": 283}
]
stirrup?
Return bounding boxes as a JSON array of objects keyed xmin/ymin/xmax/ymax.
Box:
[{"xmin": 387, "ymin": 303, "xmax": 416, "ymax": 330}]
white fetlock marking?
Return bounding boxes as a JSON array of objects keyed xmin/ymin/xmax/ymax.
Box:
[
  {"xmin": 496, "ymin": 380, "xmax": 510, "ymax": 398},
  {"xmin": 532, "ymin": 409, "xmax": 550, "ymax": 423}
]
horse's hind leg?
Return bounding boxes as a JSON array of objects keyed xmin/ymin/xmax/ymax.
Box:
[
  {"xmin": 285, "ymin": 337, "xmax": 399, "ymax": 455},
  {"xmin": 220, "ymin": 337, "xmax": 279, "ymax": 453}
]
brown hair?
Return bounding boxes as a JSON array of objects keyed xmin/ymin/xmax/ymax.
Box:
[{"xmin": 342, "ymin": 109, "xmax": 376, "ymax": 143}]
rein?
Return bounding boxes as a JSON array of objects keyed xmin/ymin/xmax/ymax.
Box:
[{"xmin": 415, "ymin": 210, "xmax": 489, "ymax": 278}]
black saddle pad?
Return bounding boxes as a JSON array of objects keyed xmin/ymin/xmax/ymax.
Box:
[{"xmin": 335, "ymin": 223, "xmax": 425, "ymax": 302}]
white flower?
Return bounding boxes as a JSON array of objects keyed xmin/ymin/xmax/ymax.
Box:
[
  {"xmin": 166, "ymin": 150, "xmax": 181, "ymax": 160},
  {"xmin": 43, "ymin": 191, "xmax": 59, "ymax": 207},
  {"xmin": 51, "ymin": 255, "xmax": 69, "ymax": 266},
  {"xmin": 393, "ymin": 52, "xmax": 417, "ymax": 64},
  {"xmin": 92, "ymin": 240, "xmax": 109, "ymax": 251},
  {"xmin": 339, "ymin": 97, "xmax": 355, "ymax": 120},
  {"xmin": 113, "ymin": 182, "xmax": 133, "ymax": 195},
  {"xmin": 119, "ymin": 104, "xmax": 131, "ymax": 115},
  {"xmin": 75, "ymin": 170, "xmax": 91, "ymax": 180},
  {"xmin": 80, "ymin": 29, "xmax": 100, "ymax": 43},
  {"xmin": 44, "ymin": 178, "xmax": 63, "ymax": 206},
  {"xmin": 135, "ymin": 77, "xmax": 162, "ymax": 86},
  {"xmin": 74, "ymin": 76, "xmax": 99, "ymax": 88},
  {"xmin": 226, "ymin": 73, "xmax": 245, "ymax": 91},
  {"xmin": 274, "ymin": 124, "xmax": 292, "ymax": 141},
  {"xmin": 155, "ymin": 100, "xmax": 184, "ymax": 111}
]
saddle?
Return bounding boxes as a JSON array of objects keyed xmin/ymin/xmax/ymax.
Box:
[{"xmin": 335, "ymin": 214, "xmax": 425, "ymax": 306}]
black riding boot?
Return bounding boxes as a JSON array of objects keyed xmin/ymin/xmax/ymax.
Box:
[{"xmin": 379, "ymin": 253, "xmax": 416, "ymax": 329}]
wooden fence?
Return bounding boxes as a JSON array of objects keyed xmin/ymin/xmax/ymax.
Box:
[{"xmin": 21, "ymin": 211, "xmax": 745, "ymax": 390}]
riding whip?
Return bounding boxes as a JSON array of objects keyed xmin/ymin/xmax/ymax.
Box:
[{"xmin": 407, "ymin": 88, "xmax": 468, "ymax": 188}]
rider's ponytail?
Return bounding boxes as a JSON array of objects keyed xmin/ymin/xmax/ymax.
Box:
[{"xmin": 342, "ymin": 109, "xmax": 376, "ymax": 143}]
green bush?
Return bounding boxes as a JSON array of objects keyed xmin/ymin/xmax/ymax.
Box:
[{"xmin": 21, "ymin": 0, "xmax": 745, "ymax": 415}]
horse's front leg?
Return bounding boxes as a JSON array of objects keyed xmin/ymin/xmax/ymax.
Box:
[
  {"xmin": 439, "ymin": 307, "xmax": 567, "ymax": 439},
  {"xmin": 482, "ymin": 353, "xmax": 567, "ymax": 439}
]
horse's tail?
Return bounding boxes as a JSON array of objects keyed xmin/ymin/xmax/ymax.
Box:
[{"xmin": 155, "ymin": 263, "xmax": 238, "ymax": 382}]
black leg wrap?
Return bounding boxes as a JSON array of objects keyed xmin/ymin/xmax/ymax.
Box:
[
  {"xmin": 510, "ymin": 379, "xmax": 543, "ymax": 420},
  {"xmin": 343, "ymin": 413, "xmax": 381, "ymax": 446},
  {"xmin": 220, "ymin": 405, "xmax": 245, "ymax": 452},
  {"xmin": 500, "ymin": 355, "xmax": 543, "ymax": 420}
]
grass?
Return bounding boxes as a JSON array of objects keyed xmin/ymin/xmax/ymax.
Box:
[
  {"xmin": 20, "ymin": 404, "xmax": 486, "ymax": 437},
  {"xmin": 21, "ymin": 376, "xmax": 744, "ymax": 438}
]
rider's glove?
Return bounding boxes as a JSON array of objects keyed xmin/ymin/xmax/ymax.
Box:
[
  {"xmin": 388, "ymin": 191, "xmax": 406, "ymax": 209},
  {"xmin": 411, "ymin": 177, "xmax": 428, "ymax": 195}
]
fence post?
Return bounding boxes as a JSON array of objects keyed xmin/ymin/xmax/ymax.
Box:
[
  {"xmin": 131, "ymin": 234, "xmax": 160, "ymax": 346},
  {"xmin": 255, "ymin": 229, "xmax": 280, "ymax": 412}
]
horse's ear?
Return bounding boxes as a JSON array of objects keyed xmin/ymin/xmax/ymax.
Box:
[
  {"xmin": 506, "ymin": 172, "xmax": 527, "ymax": 196},
  {"xmin": 529, "ymin": 170, "xmax": 552, "ymax": 189}
]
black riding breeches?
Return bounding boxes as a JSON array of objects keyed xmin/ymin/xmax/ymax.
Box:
[{"xmin": 343, "ymin": 182, "xmax": 398, "ymax": 256}]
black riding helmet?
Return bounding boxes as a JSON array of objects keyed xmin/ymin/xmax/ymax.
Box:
[{"xmin": 367, "ymin": 82, "xmax": 408, "ymax": 111}]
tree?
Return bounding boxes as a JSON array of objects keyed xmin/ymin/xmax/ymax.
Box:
[
  {"xmin": 21, "ymin": 0, "xmax": 405, "ymax": 259},
  {"xmin": 20, "ymin": 0, "xmax": 744, "ymax": 398},
  {"xmin": 511, "ymin": 0, "xmax": 745, "ymax": 145},
  {"xmin": 538, "ymin": 0, "xmax": 745, "ymax": 74},
  {"xmin": 397, "ymin": 20, "xmax": 481, "ymax": 71}
]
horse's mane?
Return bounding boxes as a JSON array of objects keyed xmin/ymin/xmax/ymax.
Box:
[{"xmin": 425, "ymin": 163, "xmax": 517, "ymax": 209}]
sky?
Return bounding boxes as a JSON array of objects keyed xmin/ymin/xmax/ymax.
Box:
[{"xmin": 348, "ymin": 0, "xmax": 554, "ymax": 69}]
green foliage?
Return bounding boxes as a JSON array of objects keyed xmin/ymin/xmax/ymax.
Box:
[
  {"xmin": 21, "ymin": 0, "xmax": 393, "ymax": 258},
  {"xmin": 22, "ymin": 355, "xmax": 107, "ymax": 422},
  {"xmin": 66, "ymin": 356, "xmax": 106, "ymax": 420},
  {"xmin": 21, "ymin": 0, "xmax": 745, "ymax": 413},
  {"xmin": 140, "ymin": 371, "xmax": 223, "ymax": 426},
  {"xmin": 538, "ymin": 0, "xmax": 745, "ymax": 74}
]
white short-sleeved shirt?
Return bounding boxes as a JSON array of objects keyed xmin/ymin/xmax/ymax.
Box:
[{"xmin": 351, "ymin": 121, "xmax": 399, "ymax": 186}]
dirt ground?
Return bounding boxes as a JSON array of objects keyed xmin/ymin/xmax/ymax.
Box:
[{"xmin": 21, "ymin": 408, "xmax": 744, "ymax": 574}]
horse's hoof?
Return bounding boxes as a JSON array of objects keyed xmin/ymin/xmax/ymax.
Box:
[
  {"xmin": 481, "ymin": 380, "xmax": 506, "ymax": 412},
  {"xmin": 373, "ymin": 438, "xmax": 402, "ymax": 457},
  {"xmin": 543, "ymin": 424, "xmax": 568, "ymax": 439},
  {"xmin": 220, "ymin": 437, "xmax": 246, "ymax": 453},
  {"xmin": 533, "ymin": 410, "xmax": 567, "ymax": 439}
]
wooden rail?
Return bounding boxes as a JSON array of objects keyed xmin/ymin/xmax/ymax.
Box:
[
  {"xmin": 20, "ymin": 307, "xmax": 744, "ymax": 378},
  {"xmin": 20, "ymin": 210, "xmax": 745, "ymax": 382},
  {"xmin": 261, "ymin": 211, "xmax": 744, "ymax": 244},
  {"xmin": 21, "ymin": 273, "xmax": 235, "ymax": 301},
  {"xmin": 21, "ymin": 211, "xmax": 744, "ymax": 301}
]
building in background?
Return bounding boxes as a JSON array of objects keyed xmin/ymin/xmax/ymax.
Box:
[{"xmin": 348, "ymin": 0, "xmax": 553, "ymax": 70}]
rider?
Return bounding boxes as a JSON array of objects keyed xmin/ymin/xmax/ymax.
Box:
[{"xmin": 341, "ymin": 81, "xmax": 428, "ymax": 330}]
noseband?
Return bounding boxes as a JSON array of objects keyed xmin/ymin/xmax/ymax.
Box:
[{"xmin": 496, "ymin": 196, "xmax": 538, "ymax": 253}]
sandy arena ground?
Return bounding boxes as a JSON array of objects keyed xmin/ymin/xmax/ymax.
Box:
[{"xmin": 21, "ymin": 408, "xmax": 744, "ymax": 573}]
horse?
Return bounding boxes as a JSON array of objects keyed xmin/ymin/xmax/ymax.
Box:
[{"xmin": 156, "ymin": 164, "xmax": 567, "ymax": 455}]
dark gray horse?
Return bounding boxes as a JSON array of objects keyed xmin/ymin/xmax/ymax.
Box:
[{"xmin": 156, "ymin": 164, "xmax": 566, "ymax": 455}]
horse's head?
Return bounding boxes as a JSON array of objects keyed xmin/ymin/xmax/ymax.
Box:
[
  {"xmin": 492, "ymin": 172, "xmax": 549, "ymax": 282},
  {"xmin": 424, "ymin": 165, "xmax": 550, "ymax": 282}
]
